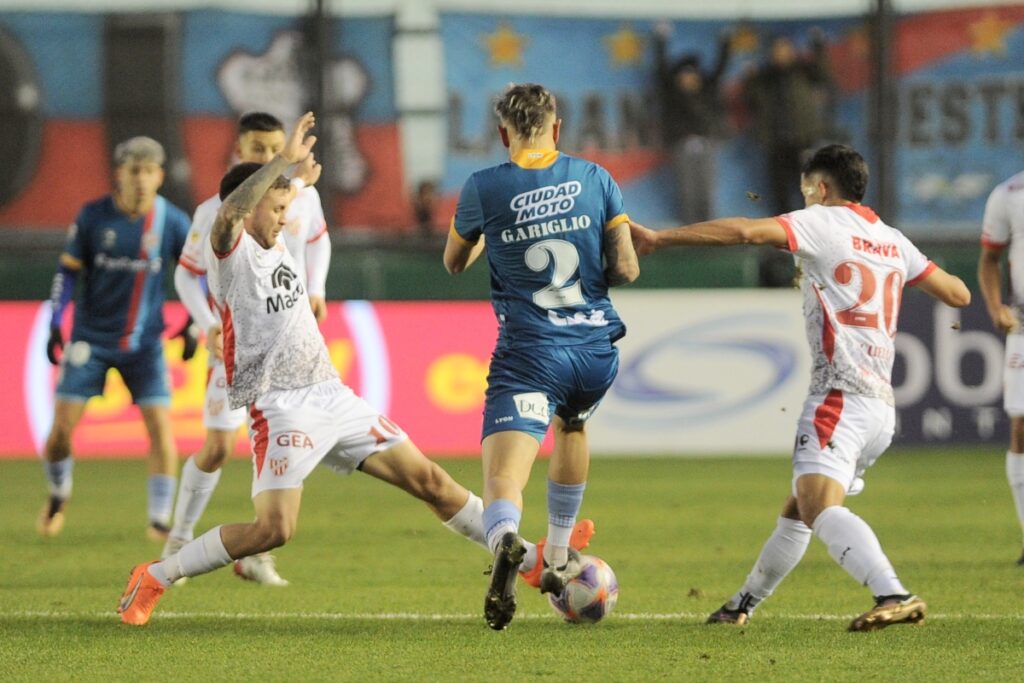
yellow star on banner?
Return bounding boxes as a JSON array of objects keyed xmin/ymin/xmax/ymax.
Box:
[
  {"xmin": 483, "ymin": 23, "xmax": 527, "ymax": 67},
  {"xmin": 605, "ymin": 24, "xmax": 644, "ymax": 67},
  {"xmin": 730, "ymin": 23, "xmax": 760, "ymax": 54},
  {"xmin": 968, "ymin": 10, "xmax": 1014, "ymax": 55}
]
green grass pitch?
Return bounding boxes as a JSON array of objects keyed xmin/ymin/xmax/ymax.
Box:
[{"xmin": 0, "ymin": 447, "xmax": 1020, "ymax": 681}]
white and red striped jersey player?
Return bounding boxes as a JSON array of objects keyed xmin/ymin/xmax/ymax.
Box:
[
  {"xmin": 980, "ymin": 171, "xmax": 1024, "ymax": 332},
  {"xmin": 777, "ymin": 203, "xmax": 936, "ymax": 407},
  {"xmin": 175, "ymin": 182, "xmax": 330, "ymax": 429}
]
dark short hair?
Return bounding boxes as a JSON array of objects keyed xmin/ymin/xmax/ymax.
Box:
[
  {"xmin": 238, "ymin": 112, "xmax": 285, "ymax": 136},
  {"xmin": 801, "ymin": 144, "xmax": 869, "ymax": 202},
  {"xmin": 219, "ymin": 162, "xmax": 290, "ymax": 201}
]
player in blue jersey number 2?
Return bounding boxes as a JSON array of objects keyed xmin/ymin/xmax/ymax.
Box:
[
  {"xmin": 444, "ymin": 83, "xmax": 639, "ymax": 630},
  {"xmin": 40, "ymin": 137, "xmax": 192, "ymax": 540}
]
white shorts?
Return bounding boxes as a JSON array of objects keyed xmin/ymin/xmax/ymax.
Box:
[
  {"xmin": 204, "ymin": 360, "xmax": 247, "ymax": 431},
  {"xmin": 1005, "ymin": 335, "xmax": 1024, "ymax": 417},
  {"xmin": 247, "ymin": 379, "xmax": 408, "ymax": 497},
  {"xmin": 791, "ymin": 390, "xmax": 894, "ymax": 495}
]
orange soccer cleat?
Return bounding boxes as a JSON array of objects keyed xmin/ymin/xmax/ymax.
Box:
[
  {"xmin": 117, "ymin": 562, "xmax": 166, "ymax": 626},
  {"xmin": 520, "ymin": 518, "xmax": 595, "ymax": 589}
]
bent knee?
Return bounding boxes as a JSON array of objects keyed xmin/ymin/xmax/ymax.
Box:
[{"xmin": 253, "ymin": 517, "xmax": 296, "ymax": 549}]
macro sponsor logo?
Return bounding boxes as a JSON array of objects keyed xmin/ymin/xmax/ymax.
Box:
[
  {"xmin": 275, "ymin": 431, "xmax": 314, "ymax": 449},
  {"xmin": 610, "ymin": 313, "xmax": 799, "ymax": 424},
  {"xmin": 266, "ymin": 263, "xmax": 304, "ymax": 313},
  {"xmin": 509, "ymin": 181, "xmax": 582, "ymax": 224}
]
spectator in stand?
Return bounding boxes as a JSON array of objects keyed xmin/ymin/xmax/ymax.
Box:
[
  {"xmin": 744, "ymin": 31, "xmax": 835, "ymax": 286},
  {"xmin": 654, "ymin": 22, "xmax": 732, "ymax": 225}
]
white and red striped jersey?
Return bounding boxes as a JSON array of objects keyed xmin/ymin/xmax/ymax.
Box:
[
  {"xmin": 981, "ymin": 170, "xmax": 1024, "ymax": 329},
  {"xmin": 179, "ymin": 185, "xmax": 328, "ymax": 286},
  {"xmin": 777, "ymin": 203, "xmax": 935, "ymax": 405},
  {"xmin": 203, "ymin": 230, "xmax": 337, "ymax": 409}
]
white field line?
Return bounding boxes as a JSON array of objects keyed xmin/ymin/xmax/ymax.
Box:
[{"xmin": 1, "ymin": 610, "xmax": 1023, "ymax": 621}]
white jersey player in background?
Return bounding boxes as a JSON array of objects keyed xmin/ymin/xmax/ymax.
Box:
[
  {"xmin": 119, "ymin": 112, "xmax": 504, "ymax": 626},
  {"xmin": 977, "ymin": 169, "xmax": 1024, "ymax": 566},
  {"xmin": 167, "ymin": 112, "xmax": 330, "ymax": 585},
  {"xmin": 630, "ymin": 144, "xmax": 970, "ymax": 631}
]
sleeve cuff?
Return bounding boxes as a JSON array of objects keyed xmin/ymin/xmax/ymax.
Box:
[
  {"xmin": 907, "ymin": 261, "xmax": 938, "ymax": 287},
  {"xmin": 177, "ymin": 256, "xmax": 206, "ymax": 276},
  {"xmin": 448, "ymin": 221, "xmax": 477, "ymax": 246},
  {"xmin": 775, "ymin": 215, "xmax": 798, "ymax": 252},
  {"xmin": 981, "ymin": 237, "xmax": 1008, "ymax": 251},
  {"xmin": 605, "ymin": 213, "xmax": 629, "ymax": 230},
  {"xmin": 214, "ymin": 231, "xmax": 244, "ymax": 260}
]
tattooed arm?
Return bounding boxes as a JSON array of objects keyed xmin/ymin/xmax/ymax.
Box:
[{"xmin": 211, "ymin": 112, "xmax": 317, "ymax": 254}]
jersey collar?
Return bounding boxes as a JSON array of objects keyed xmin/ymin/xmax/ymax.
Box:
[{"xmin": 511, "ymin": 149, "xmax": 560, "ymax": 169}]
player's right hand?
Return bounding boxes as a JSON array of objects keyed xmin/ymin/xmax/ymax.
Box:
[
  {"xmin": 992, "ymin": 304, "xmax": 1019, "ymax": 334},
  {"xmin": 206, "ymin": 323, "xmax": 224, "ymax": 361},
  {"xmin": 282, "ymin": 112, "xmax": 317, "ymax": 164},
  {"xmin": 628, "ymin": 220, "xmax": 659, "ymax": 256},
  {"xmin": 46, "ymin": 326, "xmax": 64, "ymax": 366}
]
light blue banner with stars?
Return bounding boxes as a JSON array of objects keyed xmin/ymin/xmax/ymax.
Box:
[{"xmin": 440, "ymin": 9, "xmax": 1024, "ymax": 237}]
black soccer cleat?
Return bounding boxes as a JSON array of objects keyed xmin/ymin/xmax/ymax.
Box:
[
  {"xmin": 484, "ymin": 532, "xmax": 526, "ymax": 631},
  {"xmin": 706, "ymin": 604, "xmax": 750, "ymax": 625}
]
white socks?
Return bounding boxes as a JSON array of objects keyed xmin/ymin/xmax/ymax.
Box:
[
  {"xmin": 1006, "ymin": 452, "xmax": 1024, "ymax": 543},
  {"xmin": 170, "ymin": 456, "xmax": 223, "ymax": 541},
  {"xmin": 813, "ymin": 506, "xmax": 907, "ymax": 597},
  {"xmin": 728, "ymin": 517, "xmax": 811, "ymax": 613},
  {"xmin": 149, "ymin": 525, "xmax": 233, "ymax": 587},
  {"xmin": 442, "ymin": 493, "xmax": 487, "ymax": 550}
]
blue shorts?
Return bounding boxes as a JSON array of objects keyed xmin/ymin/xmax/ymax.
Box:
[
  {"xmin": 482, "ymin": 341, "xmax": 619, "ymax": 442},
  {"xmin": 55, "ymin": 340, "xmax": 171, "ymax": 406}
]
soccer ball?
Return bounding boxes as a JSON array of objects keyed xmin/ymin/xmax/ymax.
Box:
[{"xmin": 547, "ymin": 554, "xmax": 618, "ymax": 624}]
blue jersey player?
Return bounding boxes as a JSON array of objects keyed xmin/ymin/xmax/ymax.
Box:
[
  {"xmin": 444, "ymin": 83, "xmax": 639, "ymax": 630},
  {"xmin": 39, "ymin": 136, "xmax": 191, "ymax": 541}
]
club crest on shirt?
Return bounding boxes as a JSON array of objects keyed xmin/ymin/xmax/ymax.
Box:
[{"xmin": 102, "ymin": 229, "xmax": 117, "ymax": 249}]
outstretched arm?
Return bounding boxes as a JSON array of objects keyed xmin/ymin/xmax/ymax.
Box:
[
  {"xmin": 915, "ymin": 266, "xmax": 971, "ymax": 308},
  {"xmin": 603, "ymin": 223, "xmax": 640, "ymax": 286},
  {"xmin": 630, "ymin": 217, "xmax": 788, "ymax": 255},
  {"xmin": 211, "ymin": 112, "xmax": 317, "ymax": 254}
]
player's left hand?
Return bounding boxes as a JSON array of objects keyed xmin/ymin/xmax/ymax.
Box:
[
  {"xmin": 628, "ymin": 220, "xmax": 660, "ymax": 256},
  {"xmin": 172, "ymin": 317, "xmax": 201, "ymax": 361},
  {"xmin": 295, "ymin": 152, "xmax": 323, "ymax": 188},
  {"xmin": 309, "ymin": 295, "xmax": 327, "ymax": 323}
]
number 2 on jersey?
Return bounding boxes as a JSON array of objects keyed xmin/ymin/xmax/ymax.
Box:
[
  {"xmin": 525, "ymin": 239, "xmax": 586, "ymax": 309},
  {"xmin": 832, "ymin": 260, "xmax": 903, "ymax": 337}
]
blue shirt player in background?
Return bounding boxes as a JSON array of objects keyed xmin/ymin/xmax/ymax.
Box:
[
  {"xmin": 444, "ymin": 83, "xmax": 640, "ymax": 630},
  {"xmin": 39, "ymin": 136, "xmax": 192, "ymax": 541}
]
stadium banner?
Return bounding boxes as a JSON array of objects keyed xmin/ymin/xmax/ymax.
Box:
[
  {"xmin": 439, "ymin": 6, "xmax": 1024, "ymax": 236},
  {"xmin": 892, "ymin": 290, "xmax": 1008, "ymax": 444},
  {"xmin": 0, "ymin": 293, "xmax": 1005, "ymax": 458},
  {"xmin": 0, "ymin": 10, "xmax": 406, "ymax": 230}
]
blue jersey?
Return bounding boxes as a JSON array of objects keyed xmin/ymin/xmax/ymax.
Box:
[
  {"xmin": 453, "ymin": 150, "xmax": 629, "ymax": 348},
  {"xmin": 63, "ymin": 195, "xmax": 190, "ymax": 350}
]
